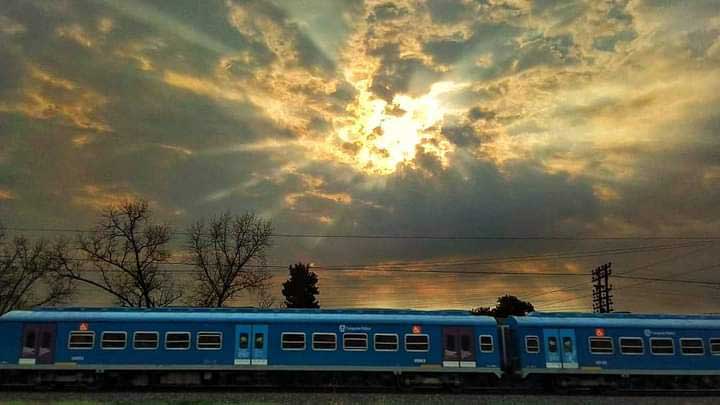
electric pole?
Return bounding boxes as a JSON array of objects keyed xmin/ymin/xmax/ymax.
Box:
[{"xmin": 592, "ymin": 262, "xmax": 613, "ymax": 313}]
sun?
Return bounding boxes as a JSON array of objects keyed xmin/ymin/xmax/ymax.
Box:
[{"xmin": 335, "ymin": 81, "xmax": 460, "ymax": 175}]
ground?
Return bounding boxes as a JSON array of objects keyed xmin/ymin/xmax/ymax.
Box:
[{"xmin": 0, "ymin": 392, "xmax": 718, "ymax": 405}]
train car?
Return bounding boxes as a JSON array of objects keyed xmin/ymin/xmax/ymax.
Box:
[
  {"xmin": 504, "ymin": 312, "xmax": 720, "ymax": 390},
  {"xmin": 0, "ymin": 307, "xmax": 502, "ymax": 389}
]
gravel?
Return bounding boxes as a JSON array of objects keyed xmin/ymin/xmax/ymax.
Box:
[{"xmin": 0, "ymin": 391, "xmax": 718, "ymax": 405}]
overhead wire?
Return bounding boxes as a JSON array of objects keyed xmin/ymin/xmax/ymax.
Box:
[{"xmin": 4, "ymin": 226, "xmax": 720, "ymax": 241}]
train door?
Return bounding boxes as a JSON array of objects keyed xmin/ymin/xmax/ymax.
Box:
[
  {"xmin": 234, "ymin": 325, "xmax": 252, "ymax": 365},
  {"xmin": 251, "ymin": 324, "xmax": 268, "ymax": 366},
  {"xmin": 558, "ymin": 329, "xmax": 578, "ymax": 369},
  {"xmin": 443, "ymin": 327, "xmax": 460, "ymax": 367},
  {"xmin": 20, "ymin": 324, "xmax": 56, "ymax": 365},
  {"xmin": 234, "ymin": 324, "xmax": 269, "ymax": 366},
  {"xmin": 442, "ymin": 327, "xmax": 475, "ymax": 367},
  {"xmin": 458, "ymin": 328, "xmax": 476, "ymax": 367},
  {"xmin": 543, "ymin": 328, "xmax": 562, "ymax": 368}
]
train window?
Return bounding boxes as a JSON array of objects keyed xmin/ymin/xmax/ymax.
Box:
[
  {"xmin": 548, "ymin": 337, "xmax": 558, "ymax": 353},
  {"xmin": 101, "ymin": 332, "xmax": 127, "ymax": 350},
  {"xmin": 68, "ymin": 331, "xmax": 95, "ymax": 350},
  {"xmin": 255, "ymin": 334, "xmax": 264, "ymax": 350},
  {"xmin": 281, "ymin": 333, "xmax": 306, "ymax": 350},
  {"xmin": 343, "ymin": 333, "xmax": 368, "ymax": 351},
  {"xmin": 460, "ymin": 334, "xmax": 471, "ymax": 353},
  {"xmin": 405, "ymin": 334, "xmax": 430, "ymax": 352},
  {"xmin": 619, "ymin": 337, "xmax": 644, "ymax": 355},
  {"xmin": 133, "ymin": 332, "xmax": 159, "ymax": 350},
  {"xmin": 479, "ymin": 335, "xmax": 494, "ymax": 352},
  {"xmin": 40, "ymin": 331, "xmax": 52, "ymax": 351},
  {"xmin": 23, "ymin": 330, "xmax": 37, "ymax": 356},
  {"xmin": 165, "ymin": 332, "xmax": 191, "ymax": 350},
  {"xmin": 710, "ymin": 338, "xmax": 720, "ymax": 355},
  {"xmin": 589, "ymin": 337, "xmax": 613, "ymax": 355},
  {"xmin": 374, "ymin": 334, "xmax": 399, "ymax": 351},
  {"xmin": 650, "ymin": 338, "xmax": 675, "ymax": 355},
  {"xmin": 525, "ymin": 336, "xmax": 540, "ymax": 353},
  {"xmin": 197, "ymin": 332, "xmax": 222, "ymax": 350},
  {"xmin": 239, "ymin": 333, "xmax": 249, "ymax": 349},
  {"xmin": 312, "ymin": 333, "xmax": 337, "ymax": 351},
  {"xmin": 680, "ymin": 338, "xmax": 705, "ymax": 356}
]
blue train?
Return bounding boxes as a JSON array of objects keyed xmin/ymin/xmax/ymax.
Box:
[{"xmin": 1, "ymin": 307, "xmax": 719, "ymax": 391}]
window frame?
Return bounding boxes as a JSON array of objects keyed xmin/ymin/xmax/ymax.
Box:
[
  {"xmin": 679, "ymin": 338, "xmax": 705, "ymax": 356},
  {"xmin": 709, "ymin": 338, "xmax": 720, "ymax": 355},
  {"xmin": 343, "ymin": 333, "xmax": 368, "ymax": 352},
  {"xmin": 101, "ymin": 331, "xmax": 127, "ymax": 350},
  {"xmin": 650, "ymin": 337, "xmax": 675, "ymax": 356},
  {"xmin": 312, "ymin": 332, "xmax": 337, "ymax": 351},
  {"xmin": 619, "ymin": 337, "xmax": 645, "ymax": 355},
  {"xmin": 588, "ymin": 336, "xmax": 614, "ymax": 355},
  {"xmin": 373, "ymin": 333, "xmax": 399, "ymax": 352},
  {"xmin": 525, "ymin": 335, "xmax": 540, "ymax": 354},
  {"xmin": 68, "ymin": 331, "xmax": 95, "ymax": 350},
  {"xmin": 479, "ymin": 335, "xmax": 494, "ymax": 353},
  {"xmin": 133, "ymin": 331, "xmax": 159, "ymax": 350},
  {"xmin": 281, "ymin": 332, "xmax": 306, "ymax": 351},
  {"xmin": 164, "ymin": 331, "xmax": 191, "ymax": 351},
  {"xmin": 196, "ymin": 331, "xmax": 223, "ymax": 351},
  {"xmin": 404, "ymin": 333, "xmax": 430, "ymax": 352}
]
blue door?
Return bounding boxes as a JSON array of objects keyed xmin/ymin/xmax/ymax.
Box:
[
  {"xmin": 559, "ymin": 329, "xmax": 578, "ymax": 369},
  {"xmin": 543, "ymin": 329, "xmax": 562, "ymax": 368},
  {"xmin": 235, "ymin": 325, "xmax": 252, "ymax": 365},
  {"xmin": 251, "ymin": 324, "xmax": 268, "ymax": 366}
]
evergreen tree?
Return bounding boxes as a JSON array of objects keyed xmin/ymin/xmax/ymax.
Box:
[
  {"xmin": 471, "ymin": 294, "xmax": 534, "ymax": 318},
  {"xmin": 282, "ymin": 263, "xmax": 319, "ymax": 308}
]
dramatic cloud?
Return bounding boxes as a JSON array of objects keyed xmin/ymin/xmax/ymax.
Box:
[{"xmin": 1, "ymin": 0, "xmax": 719, "ymax": 312}]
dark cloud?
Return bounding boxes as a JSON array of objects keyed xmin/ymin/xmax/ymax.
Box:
[
  {"xmin": 515, "ymin": 34, "xmax": 578, "ymax": 71},
  {"xmin": 592, "ymin": 30, "xmax": 637, "ymax": 52},
  {"xmin": 426, "ymin": 0, "xmax": 470, "ymax": 24},
  {"xmin": 368, "ymin": 43, "xmax": 442, "ymax": 101},
  {"xmin": 0, "ymin": 45, "xmax": 25, "ymax": 98},
  {"xmin": 441, "ymin": 124, "xmax": 482, "ymax": 147},
  {"xmin": 367, "ymin": 2, "xmax": 409, "ymax": 22}
]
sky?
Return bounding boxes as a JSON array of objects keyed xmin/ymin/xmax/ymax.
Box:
[{"xmin": 1, "ymin": 0, "xmax": 719, "ymax": 312}]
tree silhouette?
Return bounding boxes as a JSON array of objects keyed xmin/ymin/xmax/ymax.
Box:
[
  {"xmin": 0, "ymin": 226, "xmax": 74, "ymax": 315},
  {"xmin": 54, "ymin": 199, "xmax": 181, "ymax": 307},
  {"xmin": 186, "ymin": 212, "xmax": 273, "ymax": 307},
  {"xmin": 471, "ymin": 294, "xmax": 534, "ymax": 318},
  {"xmin": 282, "ymin": 263, "xmax": 319, "ymax": 308}
]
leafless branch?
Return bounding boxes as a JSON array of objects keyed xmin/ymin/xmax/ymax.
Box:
[
  {"xmin": 186, "ymin": 212, "xmax": 273, "ymax": 307},
  {"xmin": 53, "ymin": 199, "xmax": 181, "ymax": 307}
]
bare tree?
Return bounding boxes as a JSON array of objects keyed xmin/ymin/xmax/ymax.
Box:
[
  {"xmin": 54, "ymin": 200, "xmax": 181, "ymax": 307},
  {"xmin": 0, "ymin": 226, "xmax": 74, "ymax": 315},
  {"xmin": 254, "ymin": 279, "xmax": 276, "ymax": 309},
  {"xmin": 187, "ymin": 212, "xmax": 273, "ymax": 307}
]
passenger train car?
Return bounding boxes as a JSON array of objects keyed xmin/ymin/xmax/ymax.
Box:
[
  {"xmin": 505, "ymin": 312, "xmax": 720, "ymax": 390},
  {"xmin": 0, "ymin": 308, "xmax": 501, "ymax": 389},
  {"xmin": 1, "ymin": 307, "xmax": 719, "ymax": 391}
]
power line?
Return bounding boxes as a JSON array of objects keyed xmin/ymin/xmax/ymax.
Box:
[
  {"xmin": 539, "ymin": 261, "xmax": 720, "ymax": 309},
  {"xmin": 614, "ymin": 273, "xmax": 720, "ymax": 287},
  {"xmin": 1, "ymin": 241, "xmax": 706, "ymax": 278},
  {"xmin": 4, "ymin": 226, "xmax": 720, "ymax": 241},
  {"xmin": 525, "ymin": 242, "xmax": 715, "ymax": 302}
]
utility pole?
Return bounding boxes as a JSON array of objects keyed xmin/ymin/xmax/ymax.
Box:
[{"xmin": 592, "ymin": 262, "xmax": 613, "ymax": 313}]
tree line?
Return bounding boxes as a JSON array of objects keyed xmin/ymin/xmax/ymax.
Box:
[
  {"xmin": 1, "ymin": 199, "xmax": 534, "ymax": 317},
  {"xmin": 0, "ymin": 200, "xmax": 322, "ymax": 314}
]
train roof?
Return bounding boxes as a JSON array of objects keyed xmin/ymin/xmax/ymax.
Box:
[
  {"xmin": 0, "ymin": 307, "xmax": 497, "ymax": 325},
  {"xmin": 506, "ymin": 312, "xmax": 720, "ymax": 329}
]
